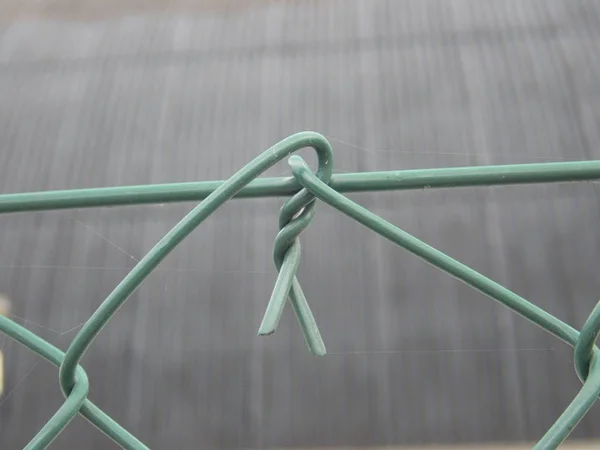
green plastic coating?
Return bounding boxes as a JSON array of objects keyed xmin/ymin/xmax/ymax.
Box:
[
  {"xmin": 258, "ymin": 192, "xmax": 326, "ymax": 355},
  {"xmin": 0, "ymin": 160, "xmax": 599, "ymax": 214},
  {"xmin": 288, "ymin": 155, "xmax": 600, "ymax": 449},
  {"xmin": 0, "ymin": 132, "xmax": 599, "ymax": 449}
]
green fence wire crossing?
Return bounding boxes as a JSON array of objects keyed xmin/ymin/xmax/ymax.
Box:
[{"xmin": 1, "ymin": 132, "xmax": 600, "ymax": 449}]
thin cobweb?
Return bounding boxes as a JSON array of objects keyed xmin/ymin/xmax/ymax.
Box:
[{"xmin": 322, "ymin": 134, "xmax": 584, "ymax": 162}]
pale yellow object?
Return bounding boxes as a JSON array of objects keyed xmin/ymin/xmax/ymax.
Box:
[
  {"xmin": 0, "ymin": 350, "xmax": 3, "ymax": 396},
  {"xmin": 0, "ymin": 294, "xmax": 11, "ymax": 397}
]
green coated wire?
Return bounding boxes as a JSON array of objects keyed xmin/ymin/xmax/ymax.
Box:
[
  {"xmin": 1, "ymin": 132, "xmax": 600, "ymax": 449},
  {"xmin": 55, "ymin": 132, "xmax": 333, "ymax": 449},
  {"xmin": 574, "ymin": 301, "xmax": 600, "ymax": 382},
  {"xmin": 258, "ymin": 193, "xmax": 326, "ymax": 355},
  {"xmin": 287, "ymin": 154, "xmax": 600, "ymax": 449},
  {"xmin": 1, "ymin": 160, "xmax": 600, "ymax": 214},
  {"xmin": 0, "ymin": 316, "xmax": 148, "ymax": 449}
]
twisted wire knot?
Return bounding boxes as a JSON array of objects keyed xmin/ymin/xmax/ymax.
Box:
[
  {"xmin": 574, "ymin": 300, "xmax": 600, "ymax": 383},
  {"xmin": 258, "ymin": 157, "xmax": 333, "ymax": 356}
]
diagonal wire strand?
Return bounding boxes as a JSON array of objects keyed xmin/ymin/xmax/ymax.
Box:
[{"xmin": 1, "ymin": 133, "xmax": 600, "ymax": 449}]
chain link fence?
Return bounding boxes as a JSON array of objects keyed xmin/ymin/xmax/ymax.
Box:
[{"xmin": 1, "ymin": 132, "xmax": 600, "ymax": 449}]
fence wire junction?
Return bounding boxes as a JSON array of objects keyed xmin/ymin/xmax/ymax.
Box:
[{"xmin": 1, "ymin": 132, "xmax": 600, "ymax": 449}]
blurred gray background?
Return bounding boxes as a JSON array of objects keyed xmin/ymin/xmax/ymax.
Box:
[{"xmin": 1, "ymin": 0, "xmax": 600, "ymax": 448}]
